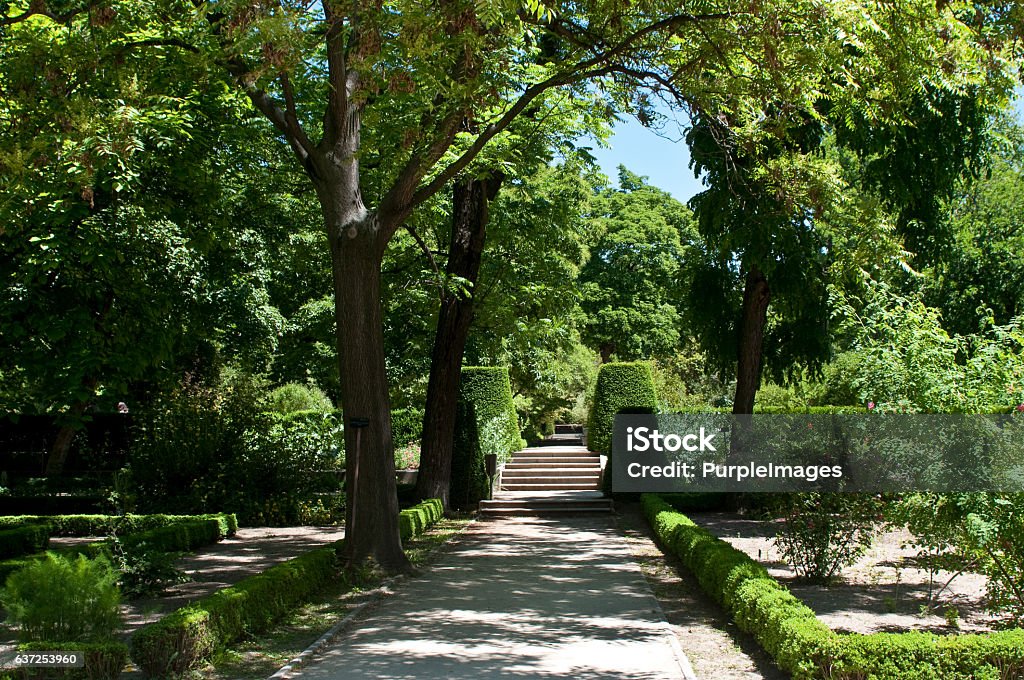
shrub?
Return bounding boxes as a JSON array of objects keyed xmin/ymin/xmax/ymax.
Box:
[
  {"xmin": 130, "ymin": 541, "xmax": 342, "ymax": 678},
  {"xmin": 391, "ymin": 407, "xmax": 424, "ymax": 447},
  {"xmin": 109, "ymin": 537, "xmax": 189, "ymax": 599},
  {"xmin": 399, "ymin": 499, "xmax": 443, "ymax": 540},
  {"xmin": 0, "ymin": 513, "xmax": 237, "ymax": 538},
  {"xmin": 1, "ymin": 553, "xmax": 122, "ymax": 643},
  {"xmin": 265, "ymin": 382, "xmax": 334, "ymax": 414},
  {"xmin": 588, "ymin": 362, "xmax": 657, "ymax": 493},
  {"xmin": 772, "ymin": 493, "xmax": 884, "ymax": 584},
  {"xmin": 0, "ymin": 525, "xmax": 50, "ymax": 559},
  {"xmin": 451, "ymin": 367, "xmax": 523, "ymax": 509},
  {"xmin": 15, "ymin": 641, "xmax": 129, "ymax": 680},
  {"xmin": 131, "ymin": 375, "xmax": 344, "ymax": 525}
]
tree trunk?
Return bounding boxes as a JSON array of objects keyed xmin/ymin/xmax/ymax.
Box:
[
  {"xmin": 732, "ymin": 264, "xmax": 771, "ymax": 415},
  {"xmin": 44, "ymin": 379, "xmax": 97, "ymax": 475},
  {"xmin": 330, "ymin": 222, "xmax": 411, "ymax": 573},
  {"xmin": 415, "ymin": 175, "xmax": 502, "ymax": 509}
]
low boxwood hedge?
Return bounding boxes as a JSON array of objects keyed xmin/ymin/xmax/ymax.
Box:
[
  {"xmin": 0, "ymin": 524, "xmax": 50, "ymax": 559},
  {"xmin": 14, "ymin": 641, "xmax": 129, "ymax": 680},
  {"xmin": 642, "ymin": 493, "xmax": 1024, "ymax": 679},
  {"xmin": 399, "ymin": 499, "xmax": 443, "ymax": 540},
  {"xmin": 130, "ymin": 540, "xmax": 344, "ymax": 678},
  {"xmin": 0, "ymin": 513, "xmax": 238, "ymax": 538}
]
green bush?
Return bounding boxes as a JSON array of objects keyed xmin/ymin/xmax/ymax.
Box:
[
  {"xmin": 0, "ymin": 513, "xmax": 236, "ymax": 537},
  {"xmin": 130, "ymin": 540, "xmax": 343, "ymax": 678},
  {"xmin": 588, "ymin": 362, "xmax": 657, "ymax": 493},
  {"xmin": 399, "ymin": 499, "xmax": 443, "ymax": 540},
  {"xmin": 0, "ymin": 525, "xmax": 50, "ymax": 559},
  {"xmin": 642, "ymin": 493, "xmax": 1024, "ymax": 680},
  {"xmin": 451, "ymin": 367, "xmax": 523, "ymax": 509},
  {"xmin": 116, "ymin": 518, "xmax": 229, "ymax": 554},
  {"xmin": 265, "ymin": 382, "xmax": 334, "ymax": 414},
  {"xmin": 1, "ymin": 553, "xmax": 122, "ymax": 643},
  {"xmin": 131, "ymin": 375, "xmax": 344, "ymax": 525},
  {"xmin": 15, "ymin": 641, "xmax": 129, "ymax": 680},
  {"xmin": 391, "ymin": 407, "xmax": 424, "ymax": 447},
  {"xmin": 772, "ymin": 493, "xmax": 884, "ymax": 584}
]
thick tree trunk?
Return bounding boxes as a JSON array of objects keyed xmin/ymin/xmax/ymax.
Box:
[
  {"xmin": 732, "ymin": 264, "xmax": 771, "ymax": 415},
  {"xmin": 330, "ymin": 222, "xmax": 411, "ymax": 573},
  {"xmin": 415, "ymin": 175, "xmax": 502, "ymax": 509},
  {"xmin": 44, "ymin": 380, "xmax": 97, "ymax": 475}
]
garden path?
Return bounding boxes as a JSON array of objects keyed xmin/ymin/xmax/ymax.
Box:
[{"xmin": 287, "ymin": 515, "xmax": 695, "ymax": 680}]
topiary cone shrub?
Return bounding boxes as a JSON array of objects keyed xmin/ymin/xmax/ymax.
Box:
[
  {"xmin": 587, "ymin": 362, "xmax": 658, "ymax": 494},
  {"xmin": 450, "ymin": 367, "xmax": 523, "ymax": 509}
]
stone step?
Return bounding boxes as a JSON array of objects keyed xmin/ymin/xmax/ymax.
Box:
[
  {"xmin": 554, "ymin": 424, "xmax": 583, "ymax": 434},
  {"xmin": 478, "ymin": 497, "xmax": 612, "ymax": 516},
  {"xmin": 502, "ymin": 468, "xmax": 600, "ymax": 479},
  {"xmin": 501, "ymin": 481, "xmax": 602, "ymax": 491},
  {"xmin": 504, "ymin": 460, "xmax": 599, "ymax": 468},
  {"xmin": 510, "ymin": 456, "xmax": 601, "ymax": 465}
]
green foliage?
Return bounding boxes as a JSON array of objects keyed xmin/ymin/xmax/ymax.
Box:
[
  {"xmin": 108, "ymin": 537, "xmax": 189, "ymax": 600},
  {"xmin": 130, "ymin": 541, "xmax": 343, "ymax": 678},
  {"xmin": 832, "ymin": 281, "xmax": 1024, "ymax": 412},
  {"xmin": 2, "ymin": 553, "xmax": 122, "ymax": 643},
  {"xmin": 587, "ymin": 362, "xmax": 657, "ymax": 493},
  {"xmin": 649, "ymin": 348, "xmax": 732, "ymax": 412},
  {"xmin": 451, "ymin": 367, "xmax": 522, "ymax": 509},
  {"xmin": 131, "ymin": 375, "xmax": 344, "ymax": 525},
  {"xmin": 0, "ymin": 525, "xmax": 50, "ymax": 559},
  {"xmin": 895, "ymin": 492, "xmax": 1024, "ymax": 625},
  {"xmin": 579, "ymin": 167, "xmax": 695, "ymax": 362},
  {"xmin": 398, "ymin": 499, "xmax": 443, "ymax": 540},
  {"xmin": 0, "ymin": 513, "xmax": 238, "ymax": 538},
  {"xmin": 772, "ymin": 493, "xmax": 884, "ymax": 584},
  {"xmin": 390, "ymin": 407, "xmax": 424, "ymax": 448},
  {"xmin": 16, "ymin": 641, "xmax": 129, "ymax": 680},
  {"xmin": 265, "ymin": 382, "xmax": 334, "ymax": 414}
]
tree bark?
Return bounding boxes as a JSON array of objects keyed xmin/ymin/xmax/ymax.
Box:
[
  {"xmin": 733, "ymin": 264, "xmax": 771, "ymax": 415},
  {"xmin": 330, "ymin": 230, "xmax": 410, "ymax": 572},
  {"xmin": 44, "ymin": 378, "xmax": 98, "ymax": 475},
  {"xmin": 415, "ymin": 175, "xmax": 502, "ymax": 509}
]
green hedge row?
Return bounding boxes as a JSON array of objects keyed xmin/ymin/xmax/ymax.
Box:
[
  {"xmin": 0, "ymin": 513, "xmax": 239, "ymax": 538},
  {"xmin": 391, "ymin": 407, "xmax": 424, "ymax": 446},
  {"xmin": 642, "ymin": 494, "xmax": 1024, "ymax": 679},
  {"xmin": 588, "ymin": 362, "xmax": 657, "ymax": 494},
  {"xmin": 0, "ymin": 514, "xmax": 236, "ymax": 583},
  {"xmin": 451, "ymin": 367, "xmax": 523, "ymax": 509},
  {"xmin": 0, "ymin": 524, "xmax": 50, "ymax": 559},
  {"xmin": 130, "ymin": 540, "xmax": 343, "ymax": 678},
  {"xmin": 399, "ymin": 499, "xmax": 443, "ymax": 540},
  {"xmin": 13, "ymin": 641, "xmax": 129, "ymax": 680}
]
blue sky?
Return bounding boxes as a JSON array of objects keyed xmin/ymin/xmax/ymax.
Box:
[{"xmin": 588, "ymin": 114, "xmax": 704, "ymax": 203}]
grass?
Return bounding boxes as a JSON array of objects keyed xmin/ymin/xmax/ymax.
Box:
[{"xmin": 193, "ymin": 516, "xmax": 473, "ymax": 680}]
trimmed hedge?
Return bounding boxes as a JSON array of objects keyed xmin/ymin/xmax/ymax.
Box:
[
  {"xmin": 642, "ymin": 494, "xmax": 1024, "ymax": 679},
  {"xmin": 0, "ymin": 524, "xmax": 50, "ymax": 559},
  {"xmin": 116, "ymin": 518, "xmax": 232, "ymax": 554},
  {"xmin": 588, "ymin": 362, "xmax": 657, "ymax": 494},
  {"xmin": 0, "ymin": 513, "xmax": 238, "ymax": 538},
  {"xmin": 130, "ymin": 540, "xmax": 343, "ymax": 678},
  {"xmin": 399, "ymin": 499, "xmax": 443, "ymax": 540},
  {"xmin": 451, "ymin": 367, "xmax": 523, "ymax": 509},
  {"xmin": 15, "ymin": 641, "xmax": 129, "ymax": 680},
  {"xmin": 391, "ymin": 407, "xmax": 424, "ymax": 447}
]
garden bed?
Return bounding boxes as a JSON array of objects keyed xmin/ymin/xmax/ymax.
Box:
[{"xmin": 692, "ymin": 512, "xmax": 1000, "ymax": 635}]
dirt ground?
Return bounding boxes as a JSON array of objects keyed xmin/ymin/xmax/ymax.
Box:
[{"xmin": 692, "ymin": 512, "xmax": 999, "ymax": 635}]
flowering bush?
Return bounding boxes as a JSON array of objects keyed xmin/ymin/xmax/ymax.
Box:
[
  {"xmin": 395, "ymin": 442, "xmax": 420, "ymax": 470},
  {"xmin": 773, "ymin": 493, "xmax": 885, "ymax": 584}
]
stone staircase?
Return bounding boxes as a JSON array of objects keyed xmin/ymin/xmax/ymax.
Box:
[{"xmin": 479, "ymin": 425, "xmax": 613, "ymax": 516}]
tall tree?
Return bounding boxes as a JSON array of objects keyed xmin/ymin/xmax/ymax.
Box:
[{"xmin": 5, "ymin": 0, "xmax": 1016, "ymax": 569}]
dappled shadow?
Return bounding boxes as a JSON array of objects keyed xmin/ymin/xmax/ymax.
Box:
[{"xmin": 297, "ymin": 517, "xmax": 687, "ymax": 679}]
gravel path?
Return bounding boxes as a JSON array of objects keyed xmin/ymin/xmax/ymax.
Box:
[{"xmin": 291, "ymin": 515, "xmax": 693, "ymax": 680}]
